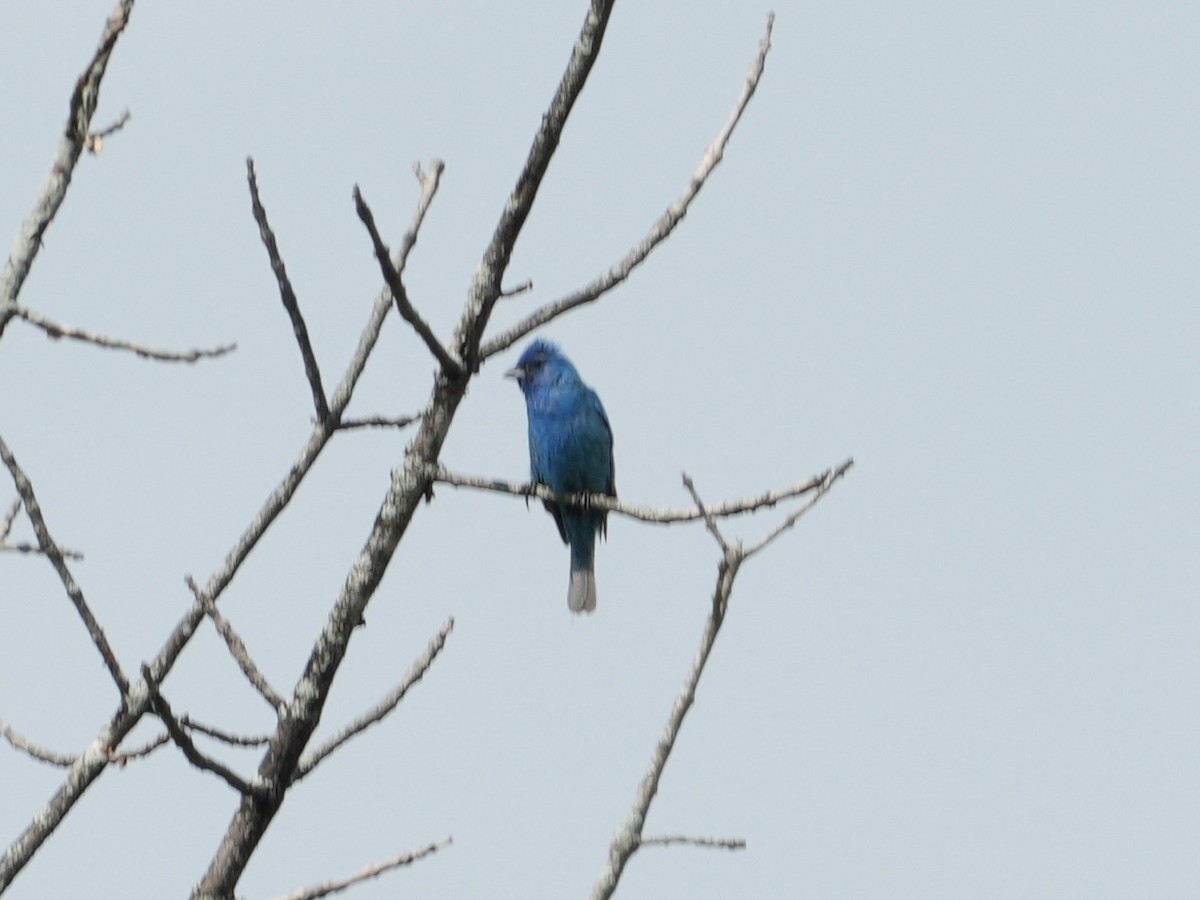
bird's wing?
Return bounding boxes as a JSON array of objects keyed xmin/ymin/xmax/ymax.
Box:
[
  {"xmin": 529, "ymin": 432, "xmax": 569, "ymax": 545},
  {"xmin": 577, "ymin": 387, "xmax": 616, "ymax": 538},
  {"xmin": 582, "ymin": 387, "xmax": 616, "ymax": 497}
]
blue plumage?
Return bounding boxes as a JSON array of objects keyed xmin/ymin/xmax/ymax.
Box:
[{"xmin": 506, "ymin": 339, "xmax": 616, "ymax": 613}]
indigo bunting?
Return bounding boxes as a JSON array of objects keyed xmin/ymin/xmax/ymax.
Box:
[{"xmin": 506, "ymin": 339, "xmax": 616, "ymax": 613}]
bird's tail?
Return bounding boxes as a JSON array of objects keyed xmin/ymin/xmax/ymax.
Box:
[{"xmin": 567, "ymin": 564, "xmax": 597, "ymax": 614}]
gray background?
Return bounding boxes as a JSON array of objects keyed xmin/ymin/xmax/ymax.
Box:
[{"xmin": 2, "ymin": 1, "xmax": 1196, "ymax": 897}]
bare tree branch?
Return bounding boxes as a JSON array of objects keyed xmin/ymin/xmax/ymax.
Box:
[
  {"xmin": 499, "ymin": 278, "xmax": 534, "ymax": 298},
  {"xmin": 12, "ymin": 304, "xmax": 236, "ymax": 363},
  {"xmin": 396, "ymin": 160, "xmax": 445, "ymax": 278},
  {"xmin": 192, "ymin": 5, "xmax": 618, "ymax": 894},
  {"xmin": 0, "ymin": 432, "xmax": 128, "ymax": 696},
  {"xmin": 744, "ymin": 458, "xmax": 855, "ymax": 559},
  {"xmin": 270, "ymin": 838, "xmax": 452, "ymax": 900},
  {"xmin": 641, "ymin": 834, "xmax": 746, "ymax": 851},
  {"xmin": 591, "ymin": 457, "xmax": 851, "ymax": 899},
  {"xmin": 428, "ymin": 463, "xmax": 838, "ymax": 525},
  {"xmin": 143, "ymin": 666, "xmax": 265, "ymax": 798},
  {"xmin": 591, "ymin": 552, "xmax": 741, "ymax": 899},
  {"xmin": 1, "ymin": 5, "xmax": 811, "ymax": 896},
  {"xmin": 179, "ymin": 716, "xmax": 271, "ymax": 749},
  {"xmin": 479, "ymin": 11, "xmax": 775, "ymax": 360},
  {"xmin": 0, "ymin": 542, "xmax": 84, "ymax": 560},
  {"xmin": 85, "ymin": 107, "xmax": 131, "ymax": 154},
  {"xmin": 108, "ymin": 732, "xmax": 169, "ymax": 766},
  {"xmin": 247, "ymin": 157, "xmax": 330, "ymax": 421},
  {"xmin": 187, "ymin": 575, "xmax": 285, "ymax": 713},
  {"xmin": 333, "ymin": 413, "xmax": 421, "ymax": 432},
  {"xmin": 0, "ymin": 142, "xmax": 450, "ymax": 899},
  {"xmin": 457, "ymin": 0, "xmax": 618, "ymax": 369},
  {"xmin": 0, "ymin": 497, "xmax": 67, "ymax": 560},
  {"xmin": 297, "ymin": 618, "xmax": 454, "ymax": 779},
  {"xmin": 682, "ymin": 474, "xmax": 729, "ymax": 553},
  {"xmin": 353, "ymin": 186, "xmax": 462, "ymax": 378},
  {"xmin": 1, "ymin": 718, "xmax": 168, "ymax": 769},
  {"xmin": 0, "ymin": 0, "xmax": 135, "ymax": 338},
  {"xmin": 1, "ymin": 720, "xmax": 77, "ymax": 768},
  {"xmin": 1, "ymin": 498, "xmax": 20, "ymax": 542}
]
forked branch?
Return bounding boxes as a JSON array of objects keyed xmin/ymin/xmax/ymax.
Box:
[
  {"xmin": 591, "ymin": 460, "xmax": 852, "ymax": 898},
  {"xmin": 297, "ymin": 618, "xmax": 454, "ymax": 779},
  {"xmin": 354, "ymin": 186, "xmax": 462, "ymax": 377},
  {"xmin": 479, "ymin": 12, "xmax": 775, "ymax": 360},
  {"xmin": 0, "ymin": 432, "xmax": 128, "ymax": 696},
  {"xmin": 143, "ymin": 665, "xmax": 265, "ymax": 799}
]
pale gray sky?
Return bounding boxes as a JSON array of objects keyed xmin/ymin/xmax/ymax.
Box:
[{"xmin": 2, "ymin": 2, "xmax": 1197, "ymax": 898}]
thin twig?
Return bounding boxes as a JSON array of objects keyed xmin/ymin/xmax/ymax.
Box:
[
  {"xmin": 428, "ymin": 464, "xmax": 833, "ymax": 525},
  {"xmin": 108, "ymin": 732, "xmax": 169, "ymax": 766},
  {"xmin": 0, "ymin": 542, "xmax": 84, "ymax": 560},
  {"xmin": 0, "ymin": 432, "xmax": 127, "ymax": 696},
  {"xmin": 142, "ymin": 665, "xmax": 264, "ymax": 798},
  {"xmin": 270, "ymin": 838, "xmax": 452, "ymax": 900},
  {"xmin": 0, "ymin": 0, "xmax": 136, "ymax": 338},
  {"xmin": 85, "ymin": 107, "xmax": 131, "ymax": 154},
  {"xmin": 247, "ymin": 157, "xmax": 330, "ymax": 421},
  {"xmin": 297, "ymin": 618, "xmax": 454, "ymax": 779},
  {"xmin": 13, "ymin": 305, "xmax": 236, "ymax": 363},
  {"xmin": 640, "ymin": 834, "xmax": 746, "ymax": 851},
  {"xmin": 1, "ymin": 720, "xmax": 77, "ymax": 768},
  {"xmin": 499, "ymin": 278, "xmax": 534, "ymax": 298},
  {"xmin": 1, "ymin": 720, "xmax": 168, "ymax": 769},
  {"xmin": 1, "ymin": 498, "xmax": 20, "ymax": 542},
  {"xmin": 480, "ymin": 12, "xmax": 775, "ymax": 360},
  {"xmin": 743, "ymin": 458, "xmax": 854, "ymax": 559},
  {"xmin": 397, "ymin": 160, "xmax": 445, "ymax": 277},
  {"xmin": 187, "ymin": 575, "xmax": 285, "ymax": 712},
  {"xmin": 682, "ymin": 474, "xmax": 728, "ymax": 552},
  {"xmin": 353, "ymin": 186, "xmax": 462, "ymax": 377},
  {"xmin": 179, "ymin": 716, "xmax": 271, "ymax": 748},
  {"xmin": 456, "ymin": 0, "xmax": 619, "ymax": 369},
  {"xmin": 333, "ymin": 413, "xmax": 421, "ymax": 432}
]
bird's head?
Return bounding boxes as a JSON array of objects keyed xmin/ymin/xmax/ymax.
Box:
[{"xmin": 504, "ymin": 338, "xmax": 575, "ymax": 395}]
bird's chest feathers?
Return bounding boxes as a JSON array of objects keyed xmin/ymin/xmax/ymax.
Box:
[{"xmin": 526, "ymin": 388, "xmax": 606, "ymax": 490}]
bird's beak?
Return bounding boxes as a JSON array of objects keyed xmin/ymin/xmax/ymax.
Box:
[{"xmin": 504, "ymin": 366, "xmax": 522, "ymax": 381}]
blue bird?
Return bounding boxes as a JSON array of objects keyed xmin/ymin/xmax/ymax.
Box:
[{"xmin": 506, "ymin": 339, "xmax": 616, "ymax": 613}]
